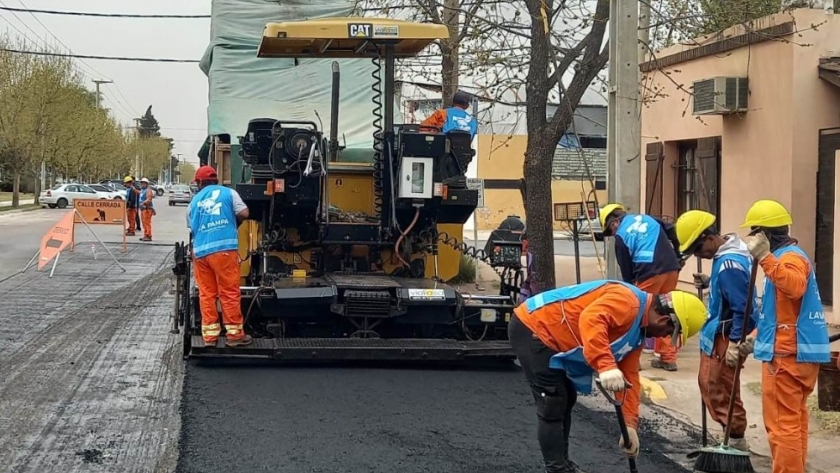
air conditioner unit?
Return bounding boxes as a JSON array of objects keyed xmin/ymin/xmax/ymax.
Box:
[{"xmin": 692, "ymin": 77, "xmax": 749, "ymax": 115}]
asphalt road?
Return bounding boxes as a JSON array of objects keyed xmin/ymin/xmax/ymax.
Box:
[{"xmin": 0, "ymin": 202, "xmax": 702, "ymax": 473}]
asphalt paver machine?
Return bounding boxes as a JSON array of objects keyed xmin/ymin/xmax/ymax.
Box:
[{"xmin": 172, "ymin": 18, "xmax": 525, "ymax": 362}]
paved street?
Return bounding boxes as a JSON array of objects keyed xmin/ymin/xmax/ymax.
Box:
[{"xmin": 0, "ymin": 204, "xmax": 701, "ymax": 473}]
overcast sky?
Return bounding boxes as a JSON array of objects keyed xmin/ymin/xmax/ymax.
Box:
[{"xmin": 0, "ymin": 1, "xmax": 211, "ymax": 165}]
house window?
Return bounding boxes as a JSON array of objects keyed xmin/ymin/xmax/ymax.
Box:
[{"xmin": 675, "ymin": 137, "xmax": 720, "ymax": 219}]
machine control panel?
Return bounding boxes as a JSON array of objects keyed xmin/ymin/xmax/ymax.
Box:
[
  {"xmin": 398, "ymin": 156, "xmax": 434, "ymax": 199},
  {"xmin": 487, "ymin": 241, "xmax": 523, "ymax": 268}
]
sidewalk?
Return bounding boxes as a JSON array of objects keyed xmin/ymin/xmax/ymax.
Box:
[{"xmin": 638, "ymin": 334, "xmax": 840, "ymax": 473}]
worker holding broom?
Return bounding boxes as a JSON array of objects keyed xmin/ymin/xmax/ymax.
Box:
[
  {"xmin": 600, "ymin": 204, "xmax": 685, "ymax": 371},
  {"xmin": 674, "ymin": 210, "xmax": 757, "ymax": 452},
  {"xmin": 738, "ymin": 199, "xmax": 831, "ymax": 473},
  {"xmin": 508, "ymin": 279, "xmax": 706, "ymax": 472},
  {"xmin": 187, "ymin": 165, "xmax": 253, "ymax": 347}
]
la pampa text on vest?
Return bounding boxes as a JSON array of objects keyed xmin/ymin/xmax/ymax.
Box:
[
  {"xmin": 699, "ymin": 252, "xmax": 760, "ymax": 356},
  {"xmin": 753, "ymin": 245, "xmax": 830, "ymax": 363},
  {"xmin": 523, "ymin": 280, "xmax": 649, "ymax": 395},
  {"xmin": 189, "ymin": 185, "xmax": 239, "ymax": 259},
  {"xmin": 442, "ymin": 107, "xmax": 478, "ymax": 136}
]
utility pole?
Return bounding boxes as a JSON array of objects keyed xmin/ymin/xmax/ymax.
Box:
[
  {"xmin": 605, "ymin": 0, "xmax": 642, "ymax": 278},
  {"xmin": 175, "ymin": 153, "xmax": 182, "ymax": 184},
  {"xmin": 92, "ymin": 79, "xmax": 113, "ymax": 109},
  {"xmin": 133, "ymin": 117, "xmax": 142, "ymax": 177}
]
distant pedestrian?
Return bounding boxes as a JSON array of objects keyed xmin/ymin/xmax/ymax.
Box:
[{"xmin": 138, "ymin": 178, "xmax": 155, "ymax": 241}]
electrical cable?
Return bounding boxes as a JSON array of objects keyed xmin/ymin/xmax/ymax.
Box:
[
  {"xmin": 0, "ymin": 47, "xmax": 200, "ymax": 62},
  {"xmin": 0, "ymin": 6, "xmax": 210, "ymax": 18}
]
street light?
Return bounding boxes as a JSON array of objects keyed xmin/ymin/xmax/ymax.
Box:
[{"xmin": 92, "ymin": 79, "xmax": 113, "ymax": 109}]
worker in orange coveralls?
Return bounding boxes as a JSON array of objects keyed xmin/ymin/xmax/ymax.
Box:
[
  {"xmin": 738, "ymin": 199, "xmax": 831, "ymax": 473},
  {"xmin": 600, "ymin": 203, "xmax": 685, "ymax": 371},
  {"xmin": 509, "ymin": 280, "xmax": 706, "ymax": 473},
  {"xmin": 138, "ymin": 178, "xmax": 156, "ymax": 241},
  {"xmin": 187, "ymin": 165, "xmax": 252, "ymax": 347},
  {"xmin": 419, "ymin": 90, "xmax": 478, "ymax": 138},
  {"xmin": 123, "ymin": 176, "xmax": 140, "ymax": 236},
  {"xmin": 674, "ymin": 210, "xmax": 757, "ymax": 452}
]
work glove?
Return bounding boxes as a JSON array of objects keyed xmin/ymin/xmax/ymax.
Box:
[
  {"xmin": 738, "ymin": 333, "xmax": 756, "ymax": 357},
  {"xmin": 725, "ymin": 341, "xmax": 742, "ymax": 368},
  {"xmin": 598, "ymin": 368, "xmax": 631, "ymax": 392},
  {"xmin": 692, "ymin": 273, "xmax": 710, "ymax": 290},
  {"xmin": 746, "ymin": 232, "xmax": 771, "ymax": 262},
  {"xmin": 619, "ymin": 427, "xmax": 640, "ymax": 458}
]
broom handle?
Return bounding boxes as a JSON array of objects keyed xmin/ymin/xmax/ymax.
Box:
[
  {"xmin": 697, "ymin": 257, "xmax": 709, "ymax": 448},
  {"xmin": 722, "ymin": 258, "xmax": 759, "ymax": 446}
]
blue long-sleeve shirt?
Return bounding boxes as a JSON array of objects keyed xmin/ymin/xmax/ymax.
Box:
[{"xmin": 712, "ymin": 236, "xmax": 757, "ymax": 342}]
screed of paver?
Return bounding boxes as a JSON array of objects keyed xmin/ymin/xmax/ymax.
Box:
[
  {"xmin": 177, "ymin": 362, "xmax": 700, "ymax": 473},
  {"xmin": 0, "ymin": 246, "xmax": 183, "ymax": 473}
]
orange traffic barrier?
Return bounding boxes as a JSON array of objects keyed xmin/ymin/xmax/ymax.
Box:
[{"xmin": 38, "ymin": 210, "xmax": 74, "ymax": 270}]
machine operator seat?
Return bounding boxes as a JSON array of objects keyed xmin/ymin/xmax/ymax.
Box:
[{"xmin": 442, "ymin": 130, "xmax": 475, "ymax": 188}]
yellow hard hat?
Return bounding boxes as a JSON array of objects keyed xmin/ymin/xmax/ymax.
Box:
[
  {"xmin": 665, "ymin": 291, "xmax": 707, "ymax": 347},
  {"xmin": 675, "ymin": 210, "xmax": 716, "ymax": 253},
  {"xmin": 123, "ymin": 175, "xmax": 133, "ymax": 183},
  {"xmin": 599, "ymin": 203, "xmax": 625, "ymax": 229},
  {"xmin": 740, "ymin": 199, "xmax": 792, "ymax": 229}
]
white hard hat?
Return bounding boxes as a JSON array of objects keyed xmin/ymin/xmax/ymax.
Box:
[{"xmin": 140, "ymin": 178, "xmax": 150, "ymax": 183}]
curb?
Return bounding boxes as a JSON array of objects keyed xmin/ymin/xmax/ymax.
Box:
[
  {"xmin": 0, "ymin": 206, "xmax": 42, "ymax": 218},
  {"xmin": 639, "ymin": 375, "xmax": 667, "ymax": 403}
]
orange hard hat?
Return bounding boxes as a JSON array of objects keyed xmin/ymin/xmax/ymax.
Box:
[{"xmin": 194, "ymin": 165, "xmax": 218, "ymax": 181}]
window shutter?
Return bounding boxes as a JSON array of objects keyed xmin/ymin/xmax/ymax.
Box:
[
  {"xmin": 695, "ymin": 137, "xmax": 720, "ymax": 218},
  {"xmin": 645, "ymin": 142, "xmax": 665, "ymax": 216}
]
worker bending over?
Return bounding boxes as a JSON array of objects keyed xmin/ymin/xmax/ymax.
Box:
[
  {"xmin": 509, "ymin": 280, "xmax": 705, "ymax": 473},
  {"xmin": 123, "ymin": 176, "xmax": 140, "ymax": 236},
  {"xmin": 600, "ymin": 204, "xmax": 684, "ymax": 371},
  {"xmin": 674, "ymin": 210, "xmax": 757, "ymax": 451},
  {"xmin": 420, "ymin": 90, "xmax": 478, "ymax": 138},
  {"xmin": 138, "ymin": 178, "xmax": 155, "ymax": 241},
  {"xmin": 737, "ymin": 200, "xmax": 830, "ymax": 473},
  {"xmin": 187, "ymin": 166, "xmax": 253, "ymax": 347}
]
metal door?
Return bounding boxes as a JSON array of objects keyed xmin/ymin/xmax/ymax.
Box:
[{"xmin": 816, "ymin": 127, "xmax": 840, "ymax": 304}]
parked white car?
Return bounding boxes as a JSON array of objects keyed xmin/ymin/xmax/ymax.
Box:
[
  {"xmin": 88, "ymin": 184, "xmax": 125, "ymax": 200},
  {"xmin": 40, "ymin": 183, "xmax": 114, "ymax": 209}
]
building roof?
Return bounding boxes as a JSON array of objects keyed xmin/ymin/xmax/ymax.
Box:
[{"xmin": 552, "ymin": 148, "xmax": 607, "ymax": 180}]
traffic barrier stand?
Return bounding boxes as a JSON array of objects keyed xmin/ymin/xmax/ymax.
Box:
[{"xmin": 17, "ymin": 208, "xmax": 127, "ymax": 279}]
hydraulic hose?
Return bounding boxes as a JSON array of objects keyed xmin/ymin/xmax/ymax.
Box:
[{"xmin": 395, "ymin": 207, "xmax": 420, "ymax": 268}]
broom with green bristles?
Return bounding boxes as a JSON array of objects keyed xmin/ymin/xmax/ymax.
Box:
[{"xmin": 692, "ymin": 259, "xmax": 757, "ymax": 473}]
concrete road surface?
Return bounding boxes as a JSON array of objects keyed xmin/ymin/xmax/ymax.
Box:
[{"xmin": 0, "ymin": 202, "xmax": 704, "ymax": 473}]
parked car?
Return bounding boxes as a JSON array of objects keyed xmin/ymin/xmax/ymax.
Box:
[
  {"xmin": 168, "ymin": 185, "xmax": 193, "ymax": 206},
  {"xmin": 147, "ymin": 180, "xmax": 166, "ymax": 196},
  {"xmin": 40, "ymin": 184, "xmax": 113, "ymax": 209},
  {"xmin": 87, "ymin": 184, "xmax": 124, "ymax": 200}
]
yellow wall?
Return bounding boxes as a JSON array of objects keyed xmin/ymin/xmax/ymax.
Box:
[{"xmin": 475, "ymin": 133, "xmax": 607, "ymax": 230}]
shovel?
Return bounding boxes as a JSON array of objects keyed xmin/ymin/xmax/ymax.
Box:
[{"xmin": 595, "ymin": 378, "xmax": 639, "ymax": 473}]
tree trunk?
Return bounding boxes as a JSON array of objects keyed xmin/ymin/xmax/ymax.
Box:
[
  {"xmin": 440, "ymin": 0, "xmax": 460, "ymax": 103},
  {"xmin": 523, "ymin": 132, "xmax": 556, "ymax": 292},
  {"xmin": 12, "ymin": 170, "xmax": 21, "ymax": 208}
]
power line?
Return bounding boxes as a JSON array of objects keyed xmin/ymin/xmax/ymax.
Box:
[
  {"xmin": 0, "ymin": 6, "xmax": 210, "ymax": 19},
  {"xmin": 0, "ymin": 47, "xmax": 200, "ymax": 63}
]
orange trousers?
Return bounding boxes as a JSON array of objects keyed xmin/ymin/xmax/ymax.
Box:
[
  {"xmin": 126, "ymin": 208, "xmax": 137, "ymax": 233},
  {"xmin": 141, "ymin": 208, "xmax": 153, "ymax": 239},
  {"xmin": 636, "ymin": 271, "xmax": 679, "ymax": 363},
  {"xmin": 194, "ymin": 250, "xmax": 245, "ymax": 344},
  {"xmin": 698, "ymin": 333, "xmax": 747, "ymax": 437},
  {"xmin": 762, "ymin": 356, "xmax": 819, "ymax": 473}
]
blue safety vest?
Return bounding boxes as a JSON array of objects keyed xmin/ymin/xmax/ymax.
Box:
[
  {"xmin": 615, "ymin": 214, "xmax": 662, "ymax": 264},
  {"xmin": 753, "ymin": 245, "xmax": 830, "ymax": 363},
  {"xmin": 699, "ymin": 252, "xmax": 759, "ymax": 356},
  {"xmin": 189, "ymin": 185, "xmax": 239, "ymax": 259},
  {"xmin": 522, "ymin": 280, "xmax": 648, "ymax": 395},
  {"xmin": 442, "ymin": 107, "xmax": 478, "ymax": 137},
  {"xmin": 139, "ymin": 187, "xmax": 154, "ymax": 209}
]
